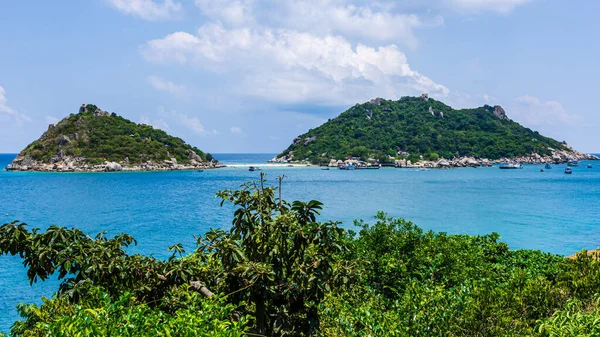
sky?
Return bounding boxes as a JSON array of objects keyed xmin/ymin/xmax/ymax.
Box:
[{"xmin": 1, "ymin": 0, "xmax": 599, "ymax": 154}]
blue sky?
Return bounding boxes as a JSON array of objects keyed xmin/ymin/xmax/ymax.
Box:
[{"xmin": 1, "ymin": 0, "xmax": 599, "ymax": 154}]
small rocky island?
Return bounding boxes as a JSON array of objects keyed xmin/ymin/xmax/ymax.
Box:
[
  {"xmin": 6, "ymin": 104, "xmax": 222, "ymax": 172},
  {"xmin": 274, "ymin": 95, "xmax": 598, "ymax": 167}
]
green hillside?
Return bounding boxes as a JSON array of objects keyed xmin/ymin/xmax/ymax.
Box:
[
  {"xmin": 277, "ymin": 96, "xmax": 568, "ymax": 164},
  {"xmin": 17, "ymin": 104, "xmax": 213, "ymax": 166}
]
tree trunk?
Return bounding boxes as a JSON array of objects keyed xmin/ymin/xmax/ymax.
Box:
[{"xmin": 255, "ymin": 291, "xmax": 267, "ymax": 334}]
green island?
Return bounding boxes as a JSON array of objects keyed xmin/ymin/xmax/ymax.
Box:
[
  {"xmin": 6, "ymin": 104, "xmax": 219, "ymax": 172},
  {"xmin": 274, "ymin": 95, "xmax": 597, "ymax": 167},
  {"xmin": 2, "ymin": 175, "xmax": 599, "ymax": 336}
]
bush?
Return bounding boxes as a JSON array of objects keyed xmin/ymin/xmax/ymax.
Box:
[{"xmin": 2, "ymin": 178, "xmax": 600, "ymax": 336}]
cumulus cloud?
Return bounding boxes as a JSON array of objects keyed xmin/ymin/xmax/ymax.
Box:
[
  {"xmin": 106, "ymin": 0, "xmax": 182, "ymax": 20},
  {"xmin": 0, "ymin": 85, "xmax": 31, "ymax": 124},
  {"xmin": 147, "ymin": 76, "xmax": 186, "ymax": 95},
  {"xmin": 141, "ymin": 24, "xmax": 449, "ymax": 104},
  {"xmin": 230, "ymin": 126, "xmax": 243, "ymax": 134},
  {"xmin": 194, "ymin": 0, "xmax": 442, "ymax": 47},
  {"xmin": 445, "ymin": 0, "xmax": 531, "ymax": 13}
]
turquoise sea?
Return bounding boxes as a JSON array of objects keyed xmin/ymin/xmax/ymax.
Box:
[{"xmin": 1, "ymin": 152, "xmax": 600, "ymax": 331}]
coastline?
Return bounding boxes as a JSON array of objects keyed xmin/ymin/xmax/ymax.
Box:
[
  {"xmin": 5, "ymin": 158, "xmax": 226, "ymax": 173},
  {"xmin": 273, "ymin": 149, "xmax": 599, "ymax": 169},
  {"xmin": 4, "ymin": 164, "xmax": 227, "ymax": 173}
]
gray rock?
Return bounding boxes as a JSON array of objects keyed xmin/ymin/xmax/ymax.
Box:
[
  {"xmin": 104, "ymin": 162, "xmax": 122, "ymax": 172},
  {"xmin": 303, "ymin": 136, "xmax": 317, "ymax": 146},
  {"xmin": 493, "ymin": 105, "xmax": 508, "ymax": 120},
  {"xmin": 369, "ymin": 97, "xmax": 383, "ymax": 106},
  {"xmin": 57, "ymin": 135, "xmax": 71, "ymax": 146},
  {"xmin": 188, "ymin": 149, "xmax": 203, "ymax": 162},
  {"xmin": 436, "ymin": 159, "xmax": 450, "ymax": 167}
]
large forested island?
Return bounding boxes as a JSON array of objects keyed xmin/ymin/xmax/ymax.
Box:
[
  {"xmin": 6, "ymin": 104, "xmax": 219, "ymax": 172},
  {"xmin": 275, "ymin": 95, "xmax": 597, "ymax": 166}
]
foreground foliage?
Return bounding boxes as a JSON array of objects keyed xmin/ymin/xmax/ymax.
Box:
[
  {"xmin": 277, "ymin": 96, "xmax": 567, "ymax": 163},
  {"xmin": 1, "ymin": 176, "xmax": 599, "ymax": 336}
]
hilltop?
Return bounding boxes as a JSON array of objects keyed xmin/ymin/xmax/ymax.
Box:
[
  {"xmin": 6, "ymin": 104, "xmax": 219, "ymax": 172},
  {"xmin": 275, "ymin": 95, "xmax": 597, "ymax": 167}
]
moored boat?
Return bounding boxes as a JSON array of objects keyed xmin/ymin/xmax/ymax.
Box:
[
  {"xmin": 588, "ymin": 164, "xmax": 593, "ymax": 168},
  {"xmin": 568, "ymin": 160, "xmax": 579, "ymax": 167},
  {"xmin": 545, "ymin": 164, "xmax": 552, "ymax": 169},
  {"xmin": 321, "ymin": 167, "xmax": 330, "ymax": 170},
  {"xmin": 249, "ymin": 166, "xmax": 261, "ymax": 171},
  {"xmin": 499, "ymin": 163, "xmax": 523, "ymax": 169},
  {"xmin": 338, "ymin": 163, "xmax": 355, "ymax": 170},
  {"xmin": 565, "ymin": 167, "xmax": 573, "ymax": 174}
]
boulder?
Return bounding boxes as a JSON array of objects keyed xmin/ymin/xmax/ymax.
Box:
[
  {"xmin": 369, "ymin": 97, "xmax": 383, "ymax": 106},
  {"xmin": 436, "ymin": 159, "xmax": 450, "ymax": 168},
  {"xmin": 188, "ymin": 150, "xmax": 203, "ymax": 162},
  {"xmin": 493, "ymin": 105, "xmax": 508, "ymax": 120},
  {"xmin": 105, "ymin": 162, "xmax": 122, "ymax": 172},
  {"xmin": 303, "ymin": 136, "xmax": 317, "ymax": 146},
  {"xmin": 466, "ymin": 158, "xmax": 480, "ymax": 167}
]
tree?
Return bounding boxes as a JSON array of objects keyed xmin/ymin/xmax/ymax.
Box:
[{"xmin": 202, "ymin": 173, "xmax": 353, "ymax": 335}]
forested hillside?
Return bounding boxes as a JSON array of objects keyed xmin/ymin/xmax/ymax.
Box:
[
  {"xmin": 277, "ymin": 96, "xmax": 569, "ymax": 164},
  {"xmin": 11, "ymin": 104, "xmax": 212, "ymax": 167}
]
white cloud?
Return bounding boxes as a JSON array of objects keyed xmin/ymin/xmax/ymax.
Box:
[
  {"xmin": 159, "ymin": 108, "xmax": 218, "ymax": 135},
  {"xmin": 445, "ymin": 0, "xmax": 531, "ymax": 13},
  {"xmin": 106, "ymin": 0, "xmax": 182, "ymax": 20},
  {"xmin": 0, "ymin": 85, "xmax": 31, "ymax": 124},
  {"xmin": 195, "ymin": 0, "xmax": 255, "ymax": 26},
  {"xmin": 513, "ymin": 95, "xmax": 579, "ymax": 128},
  {"xmin": 139, "ymin": 116, "xmax": 172, "ymax": 131},
  {"xmin": 45, "ymin": 116, "xmax": 59, "ymax": 125},
  {"xmin": 194, "ymin": 0, "xmax": 442, "ymax": 47},
  {"xmin": 230, "ymin": 126, "xmax": 243, "ymax": 134},
  {"xmin": 171, "ymin": 111, "xmax": 206, "ymax": 134},
  {"xmin": 483, "ymin": 94, "xmax": 498, "ymax": 103},
  {"xmin": 141, "ymin": 24, "xmax": 449, "ymax": 105},
  {"xmin": 147, "ymin": 76, "xmax": 186, "ymax": 95}
]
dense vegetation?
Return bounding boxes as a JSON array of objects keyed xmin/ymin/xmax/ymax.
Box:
[
  {"xmin": 2, "ymin": 175, "xmax": 599, "ymax": 336},
  {"xmin": 18, "ymin": 104, "xmax": 213, "ymax": 165},
  {"xmin": 277, "ymin": 96, "xmax": 568, "ymax": 164}
]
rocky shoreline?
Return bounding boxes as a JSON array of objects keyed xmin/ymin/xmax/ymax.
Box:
[
  {"xmin": 273, "ymin": 147, "xmax": 599, "ymax": 169},
  {"xmin": 5, "ymin": 154, "xmax": 225, "ymax": 173}
]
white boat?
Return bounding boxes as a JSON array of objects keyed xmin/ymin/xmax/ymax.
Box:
[
  {"xmin": 568, "ymin": 160, "xmax": 579, "ymax": 167},
  {"xmin": 499, "ymin": 163, "xmax": 523, "ymax": 169},
  {"xmin": 588, "ymin": 164, "xmax": 593, "ymax": 168},
  {"xmin": 565, "ymin": 167, "xmax": 573, "ymax": 174}
]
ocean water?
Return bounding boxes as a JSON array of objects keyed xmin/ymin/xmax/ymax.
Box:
[{"xmin": 1, "ymin": 152, "xmax": 600, "ymax": 331}]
